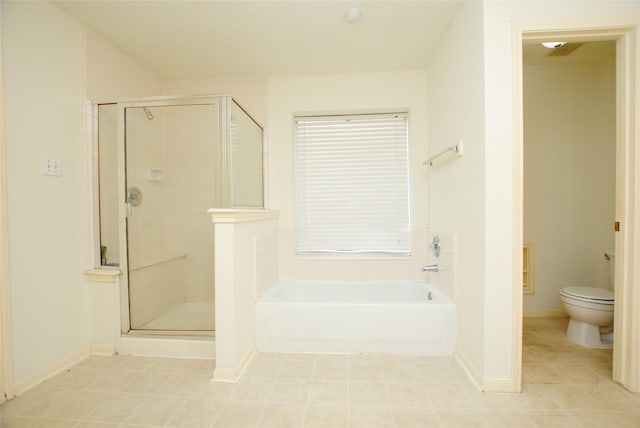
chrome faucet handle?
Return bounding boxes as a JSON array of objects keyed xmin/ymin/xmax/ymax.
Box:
[
  {"xmin": 421, "ymin": 264, "xmax": 439, "ymax": 273},
  {"xmin": 431, "ymin": 236, "xmax": 441, "ymax": 258}
]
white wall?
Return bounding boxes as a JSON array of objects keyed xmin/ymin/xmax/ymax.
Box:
[
  {"xmin": 482, "ymin": 0, "xmax": 640, "ymax": 384},
  {"xmin": 2, "ymin": 0, "xmax": 89, "ymax": 389},
  {"xmin": 211, "ymin": 211, "xmax": 279, "ymax": 382},
  {"xmin": 268, "ymin": 71, "xmax": 430, "ymax": 281},
  {"xmin": 1, "ymin": 0, "xmax": 164, "ymax": 389},
  {"xmin": 426, "ymin": 1, "xmax": 487, "ymax": 384},
  {"xmin": 86, "ymin": 30, "xmax": 163, "ymax": 101},
  {"xmin": 89, "ymin": 29, "xmax": 165, "ymax": 265},
  {"xmin": 524, "ymin": 59, "xmax": 616, "ymax": 314},
  {"xmin": 85, "ymin": 25, "xmax": 164, "ymax": 350},
  {"xmin": 170, "ymin": 71, "xmax": 432, "ymax": 282},
  {"xmin": 165, "ymin": 77, "xmax": 268, "ymax": 127},
  {"xmin": 166, "ymin": 77, "xmax": 269, "ymax": 205}
]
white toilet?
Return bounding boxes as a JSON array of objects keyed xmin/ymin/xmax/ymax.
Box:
[{"xmin": 559, "ymin": 252, "xmax": 615, "ymax": 349}]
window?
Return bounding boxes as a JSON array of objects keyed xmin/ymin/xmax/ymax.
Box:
[{"xmin": 295, "ymin": 112, "xmax": 411, "ymax": 256}]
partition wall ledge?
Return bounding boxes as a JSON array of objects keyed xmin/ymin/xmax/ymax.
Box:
[{"xmin": 84, "ymin": 268, "xmax": 121, "ymax": 283}]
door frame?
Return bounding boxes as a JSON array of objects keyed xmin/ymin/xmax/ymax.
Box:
[
  {"xmin": 0, "ymin": 30, "xmax": 15, "ymax": 402},
  {"xmin": 513, "ymin": 22, "xmax": 640, "ymax": 392}
]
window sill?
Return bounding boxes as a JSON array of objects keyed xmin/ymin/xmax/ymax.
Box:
[{"xmin": 84, "ymin": 268, "xmax": 121, "ymax": 283}]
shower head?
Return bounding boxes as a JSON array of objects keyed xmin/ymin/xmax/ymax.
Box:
[{"xmin": 143, "ymin": 107, "xmax": 154, "ymax": 120}]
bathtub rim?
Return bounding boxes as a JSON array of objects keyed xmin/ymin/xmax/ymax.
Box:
[{"xmin": 258, "ymin": 280, "xmax": 454, "ymax": 305}]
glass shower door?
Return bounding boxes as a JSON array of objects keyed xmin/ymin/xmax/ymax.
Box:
[{"xmin": 121, "ymin": 100, "xmax": 220, "ymax": 334}]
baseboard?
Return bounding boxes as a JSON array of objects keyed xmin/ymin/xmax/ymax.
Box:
[
  {"xmin": 14, "ymin": 346, "xmax": 91, "ymax": 395},
  {"xmin": 455, "ymin": 347, "xmax": 515, "ymax": 392},
  {"xmin": 454, "ymin": 346, "xmax": 482, "ymax": 391},
  {"xmin": 212, "ymin": 343, "xmax": 256, "ymax": 383},
  {"xmin": 90, "ymin": 343, "xmax": 115, "ymax": 356},
  {"xmin": 524, "ymin": 310, "xmax": 566, "ymax": 318},
  {"xmin": 482, "ymin": 378, "xmax": 515, "ymax": 392}
]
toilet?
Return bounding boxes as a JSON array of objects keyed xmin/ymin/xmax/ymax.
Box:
[{"xmin": 559, "ymin": 252, "xmax": 615, "ymax": 349}]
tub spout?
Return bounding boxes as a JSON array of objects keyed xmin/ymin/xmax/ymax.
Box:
[{"xmin": 421, "ymin": 264, "xmax": 439, "ymax": 273}]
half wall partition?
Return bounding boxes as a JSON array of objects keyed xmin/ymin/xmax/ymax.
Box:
[{"xmin": 96, "ymin": 96, "xmax": 263, "ymax": 336}]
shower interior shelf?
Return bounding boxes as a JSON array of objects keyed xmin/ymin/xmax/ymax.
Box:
[{"xmin": 423, "ymin": 140, "xmax": 464, "ymax": 167}]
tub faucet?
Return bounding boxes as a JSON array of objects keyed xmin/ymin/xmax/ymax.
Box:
[{"xmin": 421, "ymin": 264, "xmax": 439, "ymax": 273}]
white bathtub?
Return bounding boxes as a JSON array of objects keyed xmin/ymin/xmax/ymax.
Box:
[{"xmin": 256, "ymin": 281, "xmax": 457, "ymax": 355}]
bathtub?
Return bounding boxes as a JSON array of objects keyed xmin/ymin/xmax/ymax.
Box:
[{"xmin": 256, "ymin": 281, "xmax": 457, "ymax": 355}]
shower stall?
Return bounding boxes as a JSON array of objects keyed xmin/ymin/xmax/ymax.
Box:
[{"xmin": 96, "ymin": 96, "xmax": 263, "ymax": 336}]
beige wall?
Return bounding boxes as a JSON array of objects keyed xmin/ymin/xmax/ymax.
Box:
[
  {"xmin": 86, "ymin": 30, "xmax": 163, "ymax": 101},
  {"xmin": 268, "ymin": 71, "xmax": 430, "ymax": 282},
  {"xmin": 92, "ymin": 30, "xmax": 165, "ymax": 266},
  {"xmin": 165, "ymin": 77, "xmax": 268, "ymax": 127},
  {"xmin": 524, "ymin": 59, "xmax": 616, "ymax": 313},
  {"xmin": 168, "ymin": 71, "xmax": 430, "ymax": 282},
  {"xmin": 1, "ymin": 0, "xmax": 163, "ymax": 389},
  {"xmin": 427, "ymin": 1, "xmax": 487, "ymax": 385},
  {"xmin": 3, "ymin": 0, "xmax": 89, "ymax": 389},
  {"xmin": 482, "ymin": 0, "xmax": 640, "ymax": 385}
]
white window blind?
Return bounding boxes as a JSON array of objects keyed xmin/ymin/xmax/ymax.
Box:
[{"xmin": 295, "ymin": 112, "xmax": 411, "ymax": 256}]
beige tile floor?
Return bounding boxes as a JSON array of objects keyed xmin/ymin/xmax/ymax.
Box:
[{"xmin": 1, "ymin": 317, "xmax": 638, "ymax": 427}]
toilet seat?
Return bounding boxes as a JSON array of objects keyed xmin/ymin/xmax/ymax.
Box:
[{"xmin": 560, "ymin": 286, "xmax": 614, "ymax": 304}]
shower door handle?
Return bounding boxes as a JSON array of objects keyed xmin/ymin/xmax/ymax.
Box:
[{"xmin": 125, "ymin": 186, "xmax": 142, "ymax": 218}]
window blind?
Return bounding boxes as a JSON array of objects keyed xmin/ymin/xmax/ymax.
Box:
[{"xmin": 295, "ymin": 112, "xmax": 411, "ymax": 256}]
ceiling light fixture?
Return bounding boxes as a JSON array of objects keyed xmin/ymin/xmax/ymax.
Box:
[
  {"xmin": 542, "ymin": 41, "xmax": 567, "ymax": 49},
  {"xmin": 345, "ymin": 7, "xmax": 362, "ymax": 23}
]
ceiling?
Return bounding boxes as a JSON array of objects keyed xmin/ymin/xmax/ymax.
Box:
[{"xmin": 51, "ymin": 0, "xmax": 463, "ymax": 80}]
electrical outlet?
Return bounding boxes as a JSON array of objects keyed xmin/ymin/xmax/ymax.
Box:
[{"xmin": 41, "ymin": 158, "xmax": 62, "ymax": 176}]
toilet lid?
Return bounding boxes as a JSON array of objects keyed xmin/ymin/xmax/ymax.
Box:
[{"xmin": 561, "ymin": 286, "xmax": 614, "ymax": 302}]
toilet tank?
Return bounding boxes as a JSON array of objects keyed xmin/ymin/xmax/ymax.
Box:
[{"xmin": 605, "ymin": 251, "xmax": 615, "ymax": 291}]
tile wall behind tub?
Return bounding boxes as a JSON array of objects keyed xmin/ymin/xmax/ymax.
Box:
[
  {"xmin": 277, "ymin": 228, "xmax": 428, "ymax": 282},
  {"xmin": 256, "ymin": 228, "xmax": 279, "ymax": 299}
]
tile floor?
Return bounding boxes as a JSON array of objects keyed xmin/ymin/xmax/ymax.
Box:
[{"xmin": 1, "ymin": 317, "xmax": 638, "ymax": 427}]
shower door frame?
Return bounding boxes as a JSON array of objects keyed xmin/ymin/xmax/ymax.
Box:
[{"xmin": 117, "ymin": 95, "xmax": 228, "ymax": 334}]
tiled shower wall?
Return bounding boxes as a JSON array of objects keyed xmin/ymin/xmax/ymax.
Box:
[{"xmin": 164, "ymin": 104, "xmax": 219, "ymax": 303}]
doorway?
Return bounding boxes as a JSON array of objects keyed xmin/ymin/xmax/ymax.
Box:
[
  {"xmin": 515, "ymin": 26, "xmax": 640, "ymax": 393},
  {"xmin": 523, "ymin": 40, "xmax": 616, "ymax": 319},
  {"xmin": 522, "ymin": 39, "xmax": 617, "ymax": 379}
]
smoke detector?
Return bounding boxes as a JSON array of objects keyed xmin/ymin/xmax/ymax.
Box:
[{"xmin": 345, "ymin": 7, "xmax": 362, "ymax": 23}]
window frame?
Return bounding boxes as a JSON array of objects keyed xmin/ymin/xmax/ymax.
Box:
[{"xmin": 293, "ymin": 111, "xmax": 412, "ymax": 258}]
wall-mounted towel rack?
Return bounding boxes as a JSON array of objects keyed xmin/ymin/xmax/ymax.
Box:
[{"xmin": 422, "ymin": 140, "xmax": 464, "ymax": 167}]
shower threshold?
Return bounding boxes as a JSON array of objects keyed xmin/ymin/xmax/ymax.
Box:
[
  {"xmin": 127, "ymin": 329, "xmax": 215, "ymax": 338},
  {"xmin": 118, "ymin": 331, "xmax": 216, "ymax": 359}
]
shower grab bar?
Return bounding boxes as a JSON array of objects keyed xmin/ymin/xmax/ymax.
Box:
[
  {"xmin": 129, "ymin": 253, "xmax": 187, "ymax": 272},
  {"xmin": 422, "ymin": 141, "xmax": 463, "ymax": 167}
]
